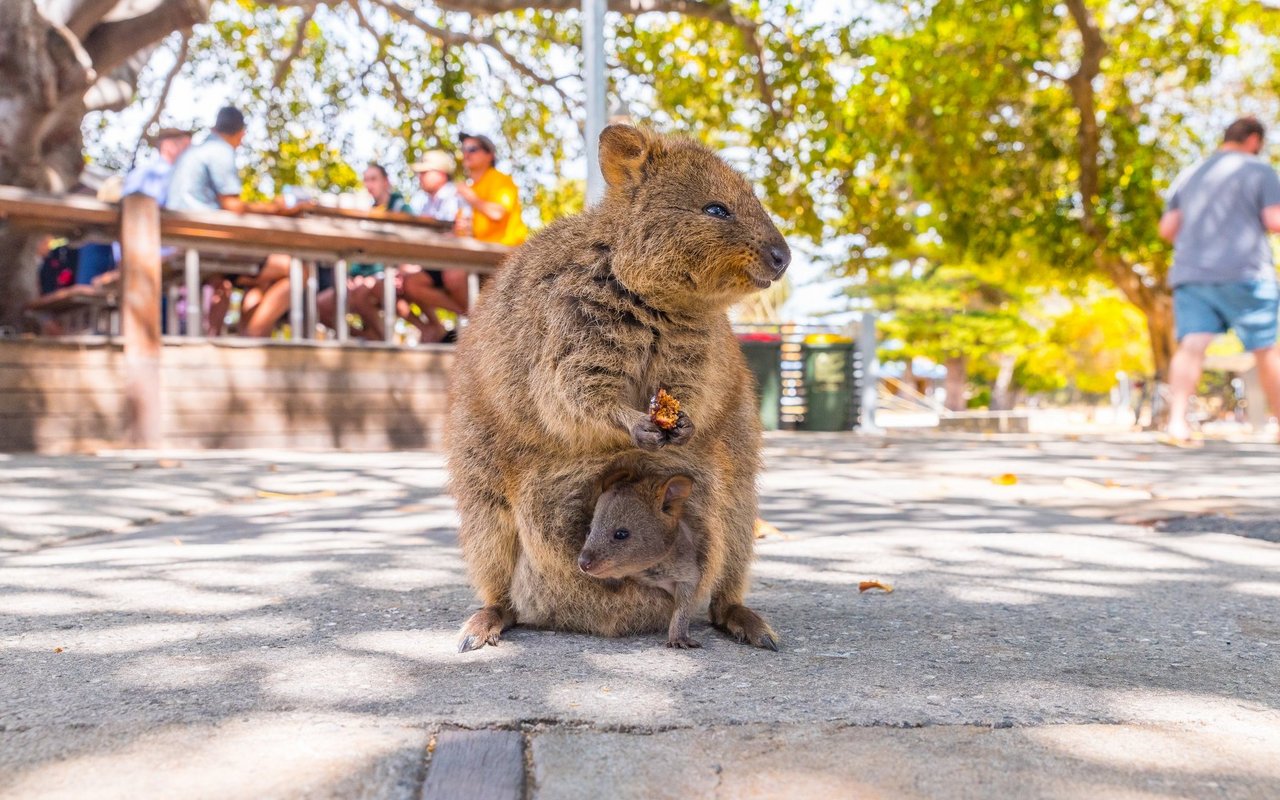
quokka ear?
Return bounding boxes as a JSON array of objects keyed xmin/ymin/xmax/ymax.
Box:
[
  {"xmin": 659, "ymin": 474, "xmax": 694, "ymax": 518},
  {"xmin": 599, "ymin": 468, "xmax": 635, "ymax": 495},
  {"xmin": 599, "ymin": 125, "xmax": 658, "ymax": 190}
]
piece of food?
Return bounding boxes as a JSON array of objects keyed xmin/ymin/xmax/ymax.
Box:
[
  {"xmin": 858, "ymin": 580, "xmax": 894, "ymax": 593},
  {"xmin": 649, "ymin": 387, "xmax": 680, "ymax": 430}
]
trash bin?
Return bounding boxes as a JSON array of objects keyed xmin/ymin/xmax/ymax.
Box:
[
  {"xmin": 801, "ymin": 333, "xmax": 856, "ymax": 431},
  {"xmin": 737, "ymin": 332, "xmax": 782, "ymax": 431}
]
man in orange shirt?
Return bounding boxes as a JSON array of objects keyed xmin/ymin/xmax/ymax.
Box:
[{"xmin": 457, "ymin": 133, "xmax": 529, "ymax": 248}]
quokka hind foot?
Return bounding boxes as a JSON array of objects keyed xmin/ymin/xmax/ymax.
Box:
[{"xmin": 713, "ymin": 603, "xmax": 778, "ymax": 651}]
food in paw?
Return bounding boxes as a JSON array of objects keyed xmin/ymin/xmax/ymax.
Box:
[{"xmin": 648, "ymin": 387, "xmax": 680, "ymax": 430}]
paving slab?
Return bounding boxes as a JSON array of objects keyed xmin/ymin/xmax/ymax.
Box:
[{"xmin": 1, "ymin": 433, "xmax": 1278, "ymax": 798}]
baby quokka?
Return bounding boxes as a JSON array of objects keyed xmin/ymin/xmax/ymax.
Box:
[{"xmin": 578, "ymin": 471, "xmax": 704, "ymax": 648}]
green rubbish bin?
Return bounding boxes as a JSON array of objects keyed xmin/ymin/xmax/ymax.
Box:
[
  {"xmin": 801, "ymin": 334, "xmax": 856, "ymax": 431},
  {"xmin": 737, "ymin": 333, "xmax": 782, "ymax": 431}
]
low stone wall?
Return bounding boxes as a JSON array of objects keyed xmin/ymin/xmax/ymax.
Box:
[
  {"xmin": 0, "ymin": 337, "xmax": 453, "ymax": 452},
  {"xmin": 937, "ymin": 410, "xmax": 1031, "ymax": 434}
]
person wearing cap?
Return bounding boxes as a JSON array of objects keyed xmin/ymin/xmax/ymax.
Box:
[
  {"xmin": 393, "ymin": 150, "xmax": 469, "ymax": 342},
  {"xmin": 166, "ymin": 106, "xmax": 296, "ymax": 337},
  {"xmin": 410, "ymin": 150, "xmax": 461, "ymax": 223},
  {"xmin": 456, "ymin": 133, "xmax": 528, "ymax": 248},
  {"xmin": 122, "ymin": 127, "xmax": 192, "ymax": 206}
]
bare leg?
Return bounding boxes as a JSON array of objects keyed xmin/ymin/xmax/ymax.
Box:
[
  {"xmin": 348, "ymin": 284, "xmax": 384, "ymax": 341},
  {"xmin": 396, "ymin": 298, "xmax": 447, "ymax": 343},
  {"xmin": 242, "ymin": 278, "xmax": 291, "ymax": 338},
  {"xmin": 1167, "ymin": 332, "xmax": 1214, "ymax": 441},
  {"xmin": 316, "ymin": 287, "xmax": 337, "ymax": 331},
  {"xmin": 1254, "ymin": 345, "xmax": 1280, "ymax": 440},
  {"xmin": 401, "ymin": 271, "xmax": 466, "ymax": 316},
  {"xmin": 238, "ymin": 255, "xmax": 292, "ymax": 336},
  {"xmin": 442, "ymin": 269, "xmax": 470, "ymax": 315},
  {"xmin": 206, "ymin": 276, "xmax": 231, "ymax": 336}
]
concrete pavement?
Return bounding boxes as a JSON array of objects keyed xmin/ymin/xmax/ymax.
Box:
[{"xmin": 1, "ymin": 433, "xmax": 1278, "ymax": 798}]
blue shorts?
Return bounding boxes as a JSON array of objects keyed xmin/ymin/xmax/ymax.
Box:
[{"xmin": 1173, "ymin": 280, "xmax": 1279, "ymax": 351}]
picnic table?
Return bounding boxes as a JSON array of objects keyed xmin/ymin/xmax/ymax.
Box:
[
  {"xmin": 0, "ymin": 185, "xmax": 512, "ymax": 447},
  {"xmin": 0, "ymin": 185, "xmax": 509, "ymax": 342}
]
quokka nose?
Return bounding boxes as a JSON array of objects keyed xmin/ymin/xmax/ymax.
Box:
[
  {"xmin": 767, "ymin": 245, "xmax": 791, "ymax": 275},
  {"xmin": 577, "ymin": 554, "xmax": 595, "ymax": 572}
]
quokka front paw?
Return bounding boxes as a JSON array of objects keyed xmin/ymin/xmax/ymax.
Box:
[
  {"xmin": 457, "ymin": 605, "xmax": 512, "ymax": 653},
  {"xmin": 666, "ymin": 410, "xmax": 695, "ymax": 446},
  {"xmin": 631, "ymin": 417, "xmax": 670, "ymax": 451},
  {"xmin": 666, "ymin": 634, "xmax": 702, "ymax": 649}
]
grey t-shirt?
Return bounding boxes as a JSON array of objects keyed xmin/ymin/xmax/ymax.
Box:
[
  {"xmin": 1166, "ymin": 150, "xmax": 1280, "ymax": 287},
  {"xmin": 164, "ymin": 136, "xmax": 241, "ymax": 211}
]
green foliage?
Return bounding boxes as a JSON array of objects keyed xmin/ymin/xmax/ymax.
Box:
[
  {"xmin": 1018, "ymin": 294, "xmax": 1153, "ymax": 395},
  {"xmin": 78, "ymin": 0, "xmax": 1277, "ymax": 398}
]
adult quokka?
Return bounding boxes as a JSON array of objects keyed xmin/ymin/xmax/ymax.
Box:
[{"xmin": 446, "ymin": 125, "xmax": 789, "ymax": 652}]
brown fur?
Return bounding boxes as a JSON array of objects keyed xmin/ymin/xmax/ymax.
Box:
[
  {"xmin": 446, "ymin": 125, "xmax": 788, "ymax": 651},
  {"xmin": 580, "ymin": 471, "xmax": 711, "ymax": 649}
]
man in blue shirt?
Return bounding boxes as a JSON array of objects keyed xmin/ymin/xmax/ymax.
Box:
[
  {"xmin": 1160, "ymin": 116, "xmax": 1280, "ymax": 443},
  {"xmin": 167, "ymin": 107, "xmax": 295, "ymax": 337},
  {"xmin": 123, "ymin": 127, "xmax": 192, "ymax": 206}
]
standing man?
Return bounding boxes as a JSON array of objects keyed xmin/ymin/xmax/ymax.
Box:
[
  {"xmin": 1160, "ymin": 115, "xmax": 1280, "ymax": 443},
  {"xmin": 123, "ymin": 127, "xmax": 192, "ymax": 205},
  {"xmin": 166, "ymin": 106, "xmax": 295, "ymax": 337}
]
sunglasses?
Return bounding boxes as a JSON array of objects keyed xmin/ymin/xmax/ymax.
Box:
[{"xmin": 462, "ymin": 145, "xmax": 487, "ymax": 154}]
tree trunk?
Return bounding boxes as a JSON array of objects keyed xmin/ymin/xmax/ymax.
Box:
[
  {"xmin": 944, "ymin": 355, "xmax": 967, "ymax": 412},
  {"xmin": 0, "ymin": 0, "xmax": 208, "ymax": 330},
  {"xmin": 990, "ymin": 353, "xmax": 1017, "ymax": 411}
]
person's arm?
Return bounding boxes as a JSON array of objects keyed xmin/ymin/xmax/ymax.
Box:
[
  {"xmin": 1158, "ymin": 209, "xmax": 1182, "ymax": 242},
  {"xmin": 216, "ymin": 195, "xmax": 296, "ymax": 215},
  {"xmin": 1262, "ymin": 168, "xmax": 1280, "ymax": 233},
  {"xmin": 456, "ymin": 181, "xmax": 509, "ymax": 223},
  {"xmin": 1263, "ymin": 206, "xmax": 1280, "ymax": 233}
]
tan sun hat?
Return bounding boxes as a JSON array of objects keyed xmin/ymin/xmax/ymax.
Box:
[{"xmin": 411, "ymin": 150, "xmax": 457, "ymax": 175}]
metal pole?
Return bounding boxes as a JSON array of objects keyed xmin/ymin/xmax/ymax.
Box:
[
  {"xmin": 583, "ymin": 0, "xmax": 606, "ymax": 205},
  {"xmin": 383, "ymin": 265, "xmax": 397, "ymax": 345},
  {"xmin": 304, "ymin": 261, "xmax": 318, "ymax": 340},
  {"xmin": 120, "ymin": 194, "xmax": 163, "ymax": 447},
  {"xmin": 184, "ymin": 249, "xmax": 201, "ymax": 337},
  {"xmin": 289, "ymin": 257, "xmax": 304, "ymax": 340},
  {"xmin": 335, "ymin": 260, "xmax": 349, "ymax": 342},
  {"xmin": 858, "ymin": 311, "xmax": 881, "ymax": 434}
]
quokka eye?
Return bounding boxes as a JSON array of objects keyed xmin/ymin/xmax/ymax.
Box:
[
  {"xmin": 702, "ymin": 203, "xmax": 732, "ymax": 219},
  {"xmin": 613, "ymin": 528, "xmax": 631, "ymax": 541}
]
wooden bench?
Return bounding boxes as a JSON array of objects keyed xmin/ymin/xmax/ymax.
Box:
[{"xmin": 26, "ymin": 280, "xmax": 120, "ymax": 335}]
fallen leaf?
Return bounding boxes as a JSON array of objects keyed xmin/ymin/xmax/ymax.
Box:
[
  {"xmin": 256, "ymin": 489, "xmax": 338, "ymax": 500},
  {"xmin": 53, "ymin": 647, "xmax": 63, "ymax": 653},
  {"xmin": 992, "ymin": 473, "xmax": 1019, "ymax": 486},
  {"xmin": 156, "ymin": 459, "xmax": 183, "ymax": 469},
  {"xmin": 859, "ymin": 581, "xmax": 894, "ymax": 594}
]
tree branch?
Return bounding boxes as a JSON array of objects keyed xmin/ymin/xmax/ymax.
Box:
[
  {"xmin": 348, "ymin": 0, "xmax": 418, "ymax": 115},
  {"xmin": 368, "ymin": 0, "xmax": 575, "ymax": 109},
  {"xmin": 435, "ymin": 0, "xmax": 776, "ymax": 115},
  {"xmin": 273, "ymin": 5, "xmax": 316, "ymax": 89},
  {"xmin": 131, "ymin": 32, "xmax": 189, "ymax": 165},
  {"xmin": 1062, "ymin": 0, "xmax": 1106, "ymax": 240},
  {"xmin": 81, "ymin": 0, "xmax": 209, "ymax": 76}
]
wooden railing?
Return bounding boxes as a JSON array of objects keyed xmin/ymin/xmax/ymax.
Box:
[{"xmin": 0, "ymin": 185, "xmax": 512, "ymax": 446}]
